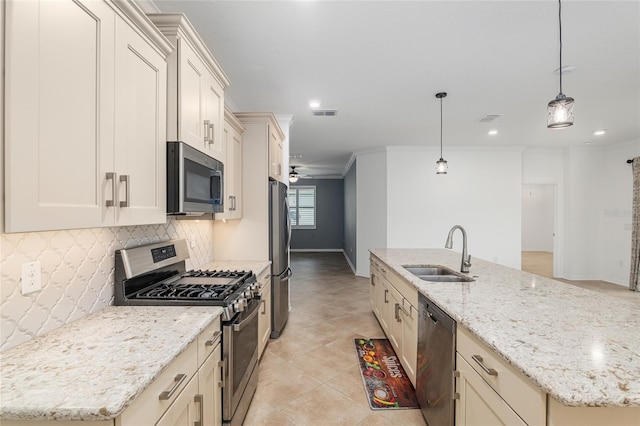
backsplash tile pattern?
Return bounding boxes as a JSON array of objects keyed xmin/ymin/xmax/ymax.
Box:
[{"xmin": 0, "ymin": 219, "xmax": 215, "ymax": 351}]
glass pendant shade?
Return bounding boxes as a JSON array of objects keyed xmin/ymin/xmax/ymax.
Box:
[
  {"xmin": 289, "ymin": 173, "xmax": 299, "ymax": 183},
  {"xmin": 547, "ymin": 94, "xmax": 574, "ymax": 128},
  {"xmin": 436, "ymin": 158, "xmax": 448, "ymax": 174}
]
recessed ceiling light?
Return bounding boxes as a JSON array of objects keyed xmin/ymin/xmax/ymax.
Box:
[
  {"xmin": 584, "ymin": 141, "xmax": 593, "ymax": 145},
  {"xmin": 488, "ymin": 129, "xmax": 498, "ymax": 135},
  {"xmin": 593, "ymin": 129, "xmax": 606, "ymax": 136},
  {"xmin": 308, "ymin": 100, "xmax": 321, "ymax": 108}
]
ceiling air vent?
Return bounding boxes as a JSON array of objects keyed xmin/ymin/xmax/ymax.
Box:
[
  {"xmin": 478, "ymin": 114, "xmax": 501, "ymax": 123},
  {"xmin": 312, "ymin": 109, "xmax": 338, "ymax": 117}
]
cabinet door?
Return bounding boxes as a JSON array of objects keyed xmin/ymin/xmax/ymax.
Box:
[
  {"xmin": 387, "ymin": 284, "xmax": 403, "ymax": 354},
  {"xmin": 114, "ymin": 16, "xmax": 167, "ymax": 226},
  {"xmin": 203, "ymin": 75, "xmax": 225, "ymax": 162},
  {"xmin": 217, "ymin": 118, "xmax": 243, "ymax": 220},
  {"xmin": 258, "ymin": 276, "xmax": 272, "ymax": 358},
  {"xmin": 229, "ymin": 125, "xmax": 243, "ymax": 218},
  {"xmin": 268, "ymin": 125, "xmax": 284, "ymax": 182},
  {"xmin": 177, "ymin": 39, "xmax": 208, "ymax": 150},
  {"xmin": 199, "ymin": 342, "xmax": 222, "ymax": 426},
  {"xmin": 455, "ymin": 354, "xmax": 527, "ymax": 426},
  {"xmin": 400, "ymin": 303, "xmax": 418, "ymax": 387},
  {"xmin": 4, "ymin": 0, "xmax": 115, "ymax": 232},
  {"xmin": 155, "ymin": 374, "xmax": 199, "ymax": 426},
  {"xmin": 376, "ymin": 278, "xmax": 392, "ymax": 333}
]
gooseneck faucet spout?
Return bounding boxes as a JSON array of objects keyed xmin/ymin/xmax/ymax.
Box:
[{"xmin": 445, "ymin": 225, "xmax": 472, "ymax": 273}]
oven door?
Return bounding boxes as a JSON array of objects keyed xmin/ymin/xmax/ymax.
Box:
[{"xmin": 222, "ymin": 297, "xmax": 259, "ymax": 424}]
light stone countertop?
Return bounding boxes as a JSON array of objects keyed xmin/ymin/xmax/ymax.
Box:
[
  {"xmin": 0, "ymin": 306, "xmax": 223, "ymax": 421},
  {"xmin": 370, "ymin": 248, "xmax": 640, "ymax": 408}
]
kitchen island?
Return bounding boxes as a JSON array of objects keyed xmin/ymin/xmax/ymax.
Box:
[{"xmin": 371, "ymin": 248, "xmax": 640, "ymax": 425}]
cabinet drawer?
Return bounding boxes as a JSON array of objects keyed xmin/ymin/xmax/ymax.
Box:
[
  {"xmin": 371, "ymin": 256, "xmax": 418, "ymax": 308},
  {"xmin": 197, "ymin": 316, "xmax": 222, "ymax": 365},
  {"xmin": 258, "ymin": 268, "xmax": 271, "ymax": 290},
  {"xmin": 456, "ymin": 354, "xmax": 527, "ymax": 426},
  {"xmin": 457, "ymin": 327, "xmax": 545, "ymax": 426},
  {"xmin": 117, "ymin": 340, "xmax": 198, "ymax": 426}
]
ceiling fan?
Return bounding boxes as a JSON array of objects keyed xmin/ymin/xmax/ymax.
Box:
[{"xmin": 289, "ymin": 166, "xmax": 311, "ymax": 183}]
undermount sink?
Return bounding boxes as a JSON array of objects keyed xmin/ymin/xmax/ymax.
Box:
[{"xmin": 403, "ymin": 265, "xmax": 475, "ymax": 283}]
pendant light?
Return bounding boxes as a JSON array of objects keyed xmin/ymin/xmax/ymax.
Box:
[
  {"xmin": 289, "ymin": 166, "xmax": 300, "ymax": 183},
  {"xmin": 547, "ymin": 0, "xmax": 574, "ymax": 128},
  {"xmin": 435, "ymin": 92, "xmax": 448, "ymax": 174}
]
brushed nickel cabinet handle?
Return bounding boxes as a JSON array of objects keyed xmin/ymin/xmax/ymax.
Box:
[
  {"xmin": 205, "ymin": 330, "xmax": 222, "ymax": 347},
  {"xmin": 194, "ymin": 394, "xmax": 204, "ymax": 426},
  {"xmin": 105, "ymin": 172, "xmax": 116, "ymax": 207},
  {"xmin": 217, "ymin": 360, "xmax": 225, "ymax": 388},
  {"xmin": 261, "ymin": 299, "xmax": 266, "ymax": 314},
  {"xmin": 159, "ymin": 373, "xmax": 186, "ymax": 400},
  {"xmin": 370, "ymin": 274, "xmax": 375, "ymax": 285},
  {"xmin": 209, "ymin": 123, "xmax": 215, "ymax": 145},
  {"xmin": 119, "ymin": 175, "xmax": 130, "ymax": 207},
  {"xmin": 394, "ymin": 303, "xmax": 401, "ymax": 322},
  {"xmin": 384, "ymin": 289, "xmax": 389, "ymax": 303},
  {"xmin": 204, "ymin": 120, "xmax": 211, "ymax": 143},
  {"xmin": 471, "ymin": 355, "xmax": 498, "ymax": 376}
]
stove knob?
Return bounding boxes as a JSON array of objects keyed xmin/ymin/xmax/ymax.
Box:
[{"xmin": 233, "ymin": 301, "xmax": 242, "ymax": 313}]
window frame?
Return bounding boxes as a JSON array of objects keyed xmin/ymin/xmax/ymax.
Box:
[{"xmin": 289, "ymin": 185, "xmax": 316, "ymax": 230}]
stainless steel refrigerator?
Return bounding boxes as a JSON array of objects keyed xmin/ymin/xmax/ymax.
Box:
[{"xmin": 269, "ymin": 180, "xmax": 292, "ymax": 338}]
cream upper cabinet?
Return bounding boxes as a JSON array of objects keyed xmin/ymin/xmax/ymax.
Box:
[
  {"xmin": 269, "ymin": 126, "xmax": 285, "ymax": 183},
  {"xmin": 148, "ymin": 13, "xmax": 230, "ymax": 163},
  {"xmin": 216, "ymin": 108, "xmax": 244, "ymax": 220},
  {"xmin": 113, "ymin": 14, "xmax": 168, "ymax": 226},
  {"xmin": 4, "ymin": 0, "xmax": 171, "ymax": 233}
]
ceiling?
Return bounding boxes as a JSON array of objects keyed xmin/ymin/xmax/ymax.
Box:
[{"xmin": 152, "ymin": 1, "xmax": 640, "ymax": 177}]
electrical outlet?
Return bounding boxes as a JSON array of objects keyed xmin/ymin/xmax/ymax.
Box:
[{"xmin": 21, "ymin": 261, "xmax": 42, "ymax": 295}]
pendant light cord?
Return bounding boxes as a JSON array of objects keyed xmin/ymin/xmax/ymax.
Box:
[
  {"xmin": 558, "ymin": 0, "xmax": 563, "ymax": 95},
  {"xmin": 440, "ymin": 96, "xmax": 443, "ymax": 158}
]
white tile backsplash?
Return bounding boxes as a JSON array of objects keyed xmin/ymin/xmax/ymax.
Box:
[{"xmin": 0, "ymin": 218, "xmax": 215, "ymax": 351}]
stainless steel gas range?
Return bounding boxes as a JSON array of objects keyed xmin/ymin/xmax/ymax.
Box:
[{"xmin": 114, "ymin": 239, "xmax": 259, "ymax": 426}]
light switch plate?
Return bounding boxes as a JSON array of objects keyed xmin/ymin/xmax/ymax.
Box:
[{"xmin": 21, "ymin": 261, "xmax": 42, "ymax": 295}]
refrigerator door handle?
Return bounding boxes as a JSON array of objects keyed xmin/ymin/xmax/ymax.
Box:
[
  {"xmin": 279, "ymin": 267, "xmax": 293, "ymax": 282},
  {"xmin": 284, "ymin": 194, "xmax": 292, "ymax": 250}
]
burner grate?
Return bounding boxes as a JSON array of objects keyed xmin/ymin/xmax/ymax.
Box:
[{"xmin": 135, "ymin": 283, "xmax": 236, "ymax": 301}]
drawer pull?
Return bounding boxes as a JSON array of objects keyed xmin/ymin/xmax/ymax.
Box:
[
  {"xmin": 472, "ymin": 355, "xmax": 498, "ymax": 376},
  {"xmin": 384, "ymin": 289, "xmax": 389, "ymax": 303},
  {"xmin": 205, "ymin": 330, "xmax": 222, "ymax": 346},
  {"xmin": 159, "ymin": 373, "xmax": 187, "ymax": 400},
  {"xmin": 218, "ymin": 360, "xmax": 225, "ymax": 388},
  {"xmin": 194, "ymin": 394, "xmax": 204, "ymax": 426}
]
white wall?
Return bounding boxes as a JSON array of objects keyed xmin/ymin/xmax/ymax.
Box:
[
  {"xmin": 522, "ymin": 141, "xmax": 640, "ymax": 286},
  {"xmin": 355, "ymin": 150, "xmax": 387, "ymax": 276},
  {"xmin": 386, "ymin": 147, "xmax": 523, "ymax": 269},
  {"xmin": 522, "ymin": 184, "xmax": 555, "ymax": 252},
  {"xmin": 596, "ymin": 140, "xmax": 639, "ymax": 286}
]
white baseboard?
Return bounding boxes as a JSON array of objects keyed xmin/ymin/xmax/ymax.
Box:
[{"xmin": 343, "ymin": 250, "xmax": 356, "ymax": 274}]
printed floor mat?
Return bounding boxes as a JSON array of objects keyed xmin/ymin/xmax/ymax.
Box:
[{"xmin": 354, "ymin": 338, "xmax": 420, "ymax": 410}]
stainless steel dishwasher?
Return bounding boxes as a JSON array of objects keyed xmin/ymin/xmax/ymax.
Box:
[{"xmin": 416, "ymin": 293, "xmax": 456, "ymax": 426}]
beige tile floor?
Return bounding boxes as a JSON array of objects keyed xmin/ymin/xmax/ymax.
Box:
[
  {"xmin": 521, "ymin": 251, "xmax": 638, "ymax": 302},
  {"xmin": 243, "ymin": 252, "xmax": 427, "ymax": 426}
]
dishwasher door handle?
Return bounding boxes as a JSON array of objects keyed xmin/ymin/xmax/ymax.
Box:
[{"xmin": 472, "ymin": 355, "xmax": 498, "ymax": 376}]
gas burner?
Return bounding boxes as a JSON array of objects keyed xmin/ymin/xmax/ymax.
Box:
[{"xmin": 186, "ymin": 269, "xmax": 249, "ymax": 279}]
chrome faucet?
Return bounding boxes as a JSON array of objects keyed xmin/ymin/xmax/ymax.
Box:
[{"xmin": 445, "ymin": 225, "xmax": 472, "ymax": 273}]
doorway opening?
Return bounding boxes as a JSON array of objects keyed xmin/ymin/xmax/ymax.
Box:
[{"xmin": 521, "ymin": 184, "xmax": 556, "ymax": 278}]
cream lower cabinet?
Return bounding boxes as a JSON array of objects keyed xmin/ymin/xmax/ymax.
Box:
[
  {"xmin": 148, "ymin": 13, "xmax": 230, "ymax": 163},
  {"xmin": 455, "ymin": 354, "xmax": 526, "ymax": 426},
  {"xmin": 2, "ymin": 318, "xmax": 224, "ymax": 426},
  {"xmin": 4, "ymin": 0, "xmax": 170, "ymax": 233},
  {"xmin": 369, "ymin": 255, "xmax": 418, "ymax": 387},
  {"xmin": 258, "ymin": 269, "xmax": 272, "ymax": 359}
]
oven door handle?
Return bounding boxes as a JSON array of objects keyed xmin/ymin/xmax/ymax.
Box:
[{"xmin": 233, "ymin": 301, "xmax": 260, "ymax": 332}]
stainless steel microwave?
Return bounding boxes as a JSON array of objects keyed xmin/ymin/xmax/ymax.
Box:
[{"xmin": 167, "ymin": 142, "xmax": 223, "ymax": 215}]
